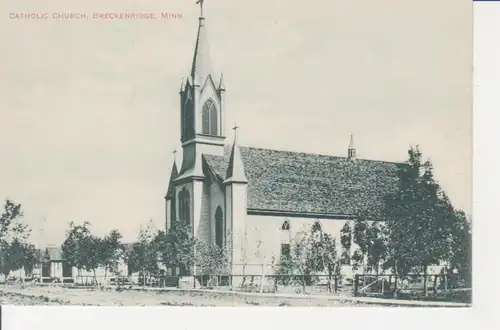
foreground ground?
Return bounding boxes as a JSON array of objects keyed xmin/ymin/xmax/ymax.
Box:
[
  {"xmin": 0, "ymin": 285, "xmax": 378, "ymax": 306},
  {"xmin": 0, "ymin": 285, "xmax": 469, "ymax": 307}
]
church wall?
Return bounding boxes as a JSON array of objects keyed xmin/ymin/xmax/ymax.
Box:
[
  {"xmin": 225, "ymin": 184, "xmax": 248, "ymax": 278},
  {"xmin": 192, "ymin": 181, "xmax": 210, "ymax": 247},
  {"xmin": 166, "ymin": 199, "xmax": 172, "ymax": 231},
  {"xmin": 196, "ymin": 181, "xmax": 211, "ymax": 246},
  {"xmin": 209, "ymin": 181, "xmax": 225, "ymax": 245},
  {"xmin": 243, "ymin": 215, "xmax": 354, "ymax": 276}
]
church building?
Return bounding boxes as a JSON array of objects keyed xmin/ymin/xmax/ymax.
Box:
[{"xmin": 165, "ymin": 4, "xmax": 403, "ymax": 280}]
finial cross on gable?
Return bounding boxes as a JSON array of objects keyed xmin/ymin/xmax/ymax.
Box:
[
  {"xmin": 232, "ymin": 123, "xmax": 240, "ymax": 139},
  {"xmin": 196, "ymin": 0, "xmax": 205, "ymax": 17}
]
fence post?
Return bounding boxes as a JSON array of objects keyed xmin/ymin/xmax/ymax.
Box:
[
  {"xmin": 193, "ymin": 275, "xmax": 196, "ymax": 289},
  {"xmin": 381, "ymin": 276, "xmax": 384, "ymax": 294},
  {"xmin": 259, "ymin": 263, "xmax": 265, "ymax": 294},
  {"xmin": 354, "ymin": 274, "xmax": 359, "ymax": 296},
  {"xmin": 334, "ymin": 276, "xmax": 338, "ymax": 294},
  {"xmin": 388, "ymin": 275, "xmax": 392, "ymax": 290}
]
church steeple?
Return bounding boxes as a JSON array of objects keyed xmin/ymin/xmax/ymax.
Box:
[
  {"xmin": 176, "ymin": 1, "xmax": 226, "ymax": 181},
  {"xmin": 224, "ymin": 125, "xmax": 248, "ymax": 184},
  {"xmin": 191, "ymin": 0, "xmax": 214, "ymax": 86}
]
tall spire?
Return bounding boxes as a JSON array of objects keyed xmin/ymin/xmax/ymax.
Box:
[
  {"xmin": 224, "ymin": 125, "xmax": 248, "ymax": 184},
  {"xmin": 348, "ymin": 133, "xmax": 356, "ymax": 160},
  {"xmin": 191, "ymin": 0, "xmax": 213, "ymax": 86}
]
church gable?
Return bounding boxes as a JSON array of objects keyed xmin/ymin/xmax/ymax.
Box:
[{"xmin": 203, "ymin": 147, "xmax": 404, "ymax": 218}]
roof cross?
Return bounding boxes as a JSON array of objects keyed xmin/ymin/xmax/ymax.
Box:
[
  {"xmin": 232, "ymin": 123, "xmax": 240, "ymax": 140},
  {"xmin": 196, "ymin": 0, "xmax": 205, "ymax": 17}
]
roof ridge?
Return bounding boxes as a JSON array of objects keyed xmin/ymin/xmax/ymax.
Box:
[{"xmin": 237, "ymin": 145, "xmax": 404, "ymax": 165}]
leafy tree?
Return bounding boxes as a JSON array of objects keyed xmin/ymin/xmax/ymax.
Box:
[
  {"xmin": 352, "ymin": 219, "xmax": 387, "ymax": 275},
  {"xmin": 61, "ymin": 221, "xmax": 92, "ymax": 276},
  {"xmin": 125, "ymin": 221, "xmax": 160, "ymax": 284},
  {"xmin": 158, "ymin": 220, "xmax": 196, "ymax": 275},
  {"xmin": 0, "ymin": 201, "xmax": 35, "ymax": 281},
  {"xmin": 0, "ymin": 238, "xmax": 25, "ymax": 279},
  {"xmin": 0, "ymin": 200, "xmax": 29, "ymax": 241},
  {"xmin": 195, "ymin": 240, "xmax": 229, "ymax": 286},
  {"xmin": 448, "ymin": 210, "xmax": 471, "ymax": 287},
  {"xmin": 307, "ymin": 230, "xmax": 338, "ymax": 291},
  {"xmin": 21, "ymin": 243, "xmax": 42, "ymax": 277},
  {"xmin": 369, "ymin": 146, "xmax": 463, "ymax": 296},
  {"xmin": 82, "ymin": 234, "xmax": 103, "ymax": 282},
  {"xmin": 99, "ymin": 229, "xmax": 124, "ymax": 279}
]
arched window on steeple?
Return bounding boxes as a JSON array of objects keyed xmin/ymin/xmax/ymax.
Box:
[
  {"xmin": 178, "ymin": 187, "xmax": 191, "ymax": 223},
  {"xmin": 201, "ymin": 99, "xmax": 218, "ymax": 135}
]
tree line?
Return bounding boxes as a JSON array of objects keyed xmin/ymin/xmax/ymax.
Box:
[{"xmin": 59, "ymin": 218, "xmax": 230, "ymax": 285}]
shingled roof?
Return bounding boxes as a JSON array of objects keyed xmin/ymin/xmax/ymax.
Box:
[{"xmin": 204, "ymin": 146, "xmax": 404, "ymax": 218}]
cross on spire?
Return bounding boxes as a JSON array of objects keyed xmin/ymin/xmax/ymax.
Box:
[
  {"xmin": 232, "ymin": 123, "xmax": 240, "ymax": 140},
  {"xmin": 196, "ymin": 0, "xmax": 205, "ymax": 17}
]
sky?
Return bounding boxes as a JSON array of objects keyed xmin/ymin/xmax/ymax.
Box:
[{"xmin": 0, "ymin": 0, "xmax": 472, "ymax": 246}]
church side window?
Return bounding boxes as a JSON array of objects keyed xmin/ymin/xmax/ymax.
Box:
[
  {"xmin": 312, "ymin": 221, "xmax": 322, "ymax": 242},
  {"xmin": 201, "ymin": 99, "xmax": 218, "ymax": 136},
  {"xmin": 280, "ymin": 220, "xmax": 291, "ymax": 259},
  {"xmin": 178, "ymin": 188, "xmax": 191, "ymax": 223},
  {"xmin": 215, "ymin": 206, "xmax": 223, "ymax": 248},
  {"xmin": 340, "ymin": 223, "xmax": 352, "ymax": 265},
  {"xmin": 281, "ymin": 220, "xmax": 291, "ymax": 231}
]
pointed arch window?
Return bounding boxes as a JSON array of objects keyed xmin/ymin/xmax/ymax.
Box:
[
  {"xmin": 215, "ymin": 206, "xmax": 224, "ymax": 248},
  {"xmin": 312, "ymin": 221, "xmax": 322, "ymax": 242},
  {"xmin": 178, "ymin": 188, "xmax": 191, "ymax": 223},
  {"xmin": 340, "ymin": 222, "xmax": 352, "ymax": 265},
  {"xmin": 280, "ymin": 220, "xmax": 291, "ymax": 258},
  {"xmin": 202, "ymin": 99, "xmax": 218, "ymax": 135},
  {"xmin": 281, "ymin": 220, "xmax": 291, "ymax": 231}
]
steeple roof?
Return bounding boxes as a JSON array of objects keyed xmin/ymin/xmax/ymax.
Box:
[
  {"xmin": 166, "ymin": 161, "xmax": 179, "ymax": 199},
  {"xmin": 191, "ymin": 15, "xmax": 214, "ymax": 86},
  {"xmin": 224, "ymin": 136, "xmax": 248, "ymax": 184},
  {"xmin": 348, "ymin": 134, "xmax": 355, "ymax": 149}
]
